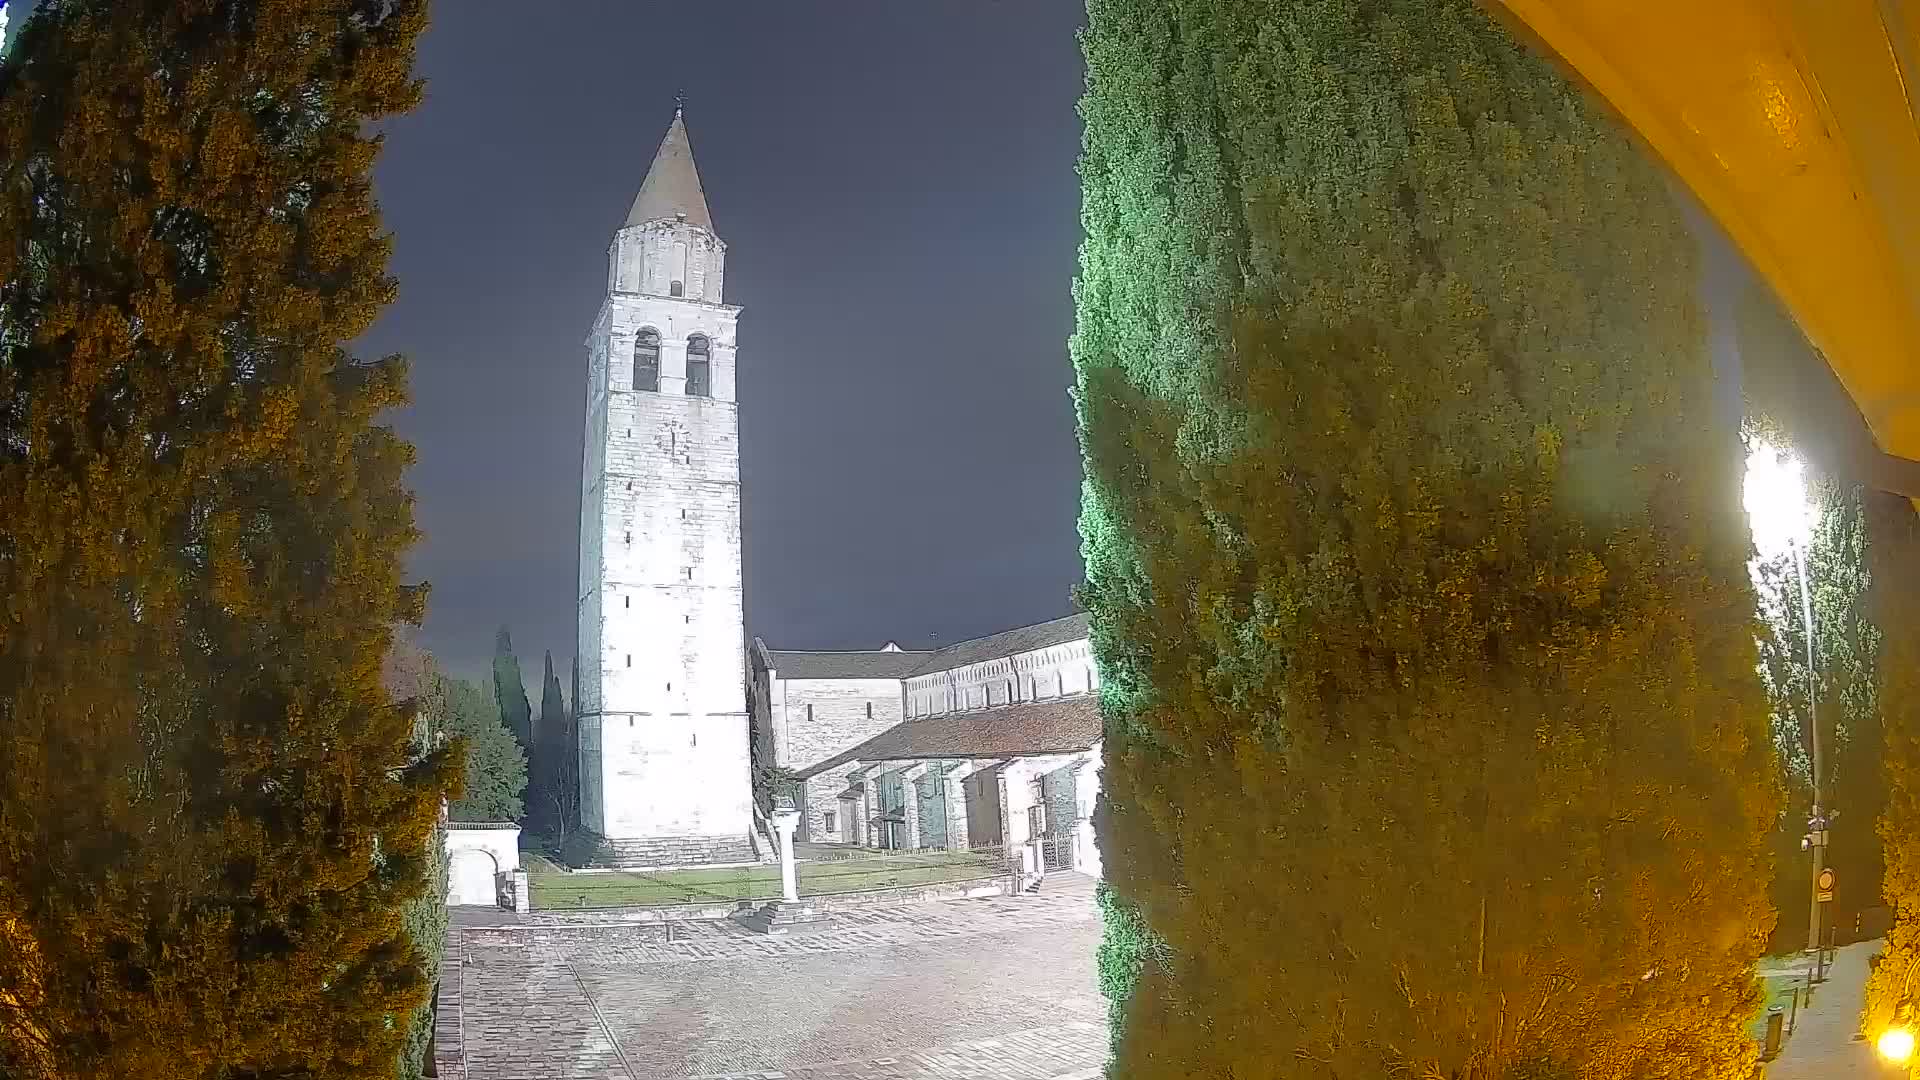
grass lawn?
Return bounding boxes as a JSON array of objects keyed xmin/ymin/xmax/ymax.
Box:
[
  {"xmin": 526, "ymin": 848, "xmax": 1006, "ymax": 910},
  {"xmin": 1749, "ymin": 954, "xmax": 1812, "ymax": 1043}
]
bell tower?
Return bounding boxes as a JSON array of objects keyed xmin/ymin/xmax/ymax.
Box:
[{"xmin": 576, "ymin": 107, "xmax": 752, "ymax": 863}]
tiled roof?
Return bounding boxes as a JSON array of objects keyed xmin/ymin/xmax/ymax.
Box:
[
  {"xmin": 760, "ymin": 611, "xmax": 1090, "ymax": 682},
  {"xmin": 796, "ymin": 694, "xmax": 1102, "ymax": 779},
  {"xmin": 908, "ymin": 613, "xmax": 1091, "ymax": 677},
  {"xmin": 765, "ymin": 649, "xmax": 935, "ymax": 680}
]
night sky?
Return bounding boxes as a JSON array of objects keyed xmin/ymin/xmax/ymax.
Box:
[
  {"xmin": 0, "ymin": 1, "xmax": 1766, "ymax": 686},
  {"xmin": 354, "ymin": 3, "xmax": 1092, "ymax": 680}
]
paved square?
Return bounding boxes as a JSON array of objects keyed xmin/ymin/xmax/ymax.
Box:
[{"xmin": 438, "ymin": 875, "xmax": 1108, "ymax": 1080}]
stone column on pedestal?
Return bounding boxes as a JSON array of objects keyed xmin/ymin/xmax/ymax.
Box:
[
  {"xmin": 772, "ymin": 807, "xmax": 801, "ymax": 902},
  {"xmin": 856, "ymin": 782, "xmax": 875, "ymax": 848}
]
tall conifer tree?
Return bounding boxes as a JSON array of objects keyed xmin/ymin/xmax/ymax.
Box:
[
  {"xmin": 1072, "ymin": 1, "xmax": 1776, "ymax": 1076},
  {"xmin": 0, "ymin": 1, "xmax": 452, "ymax": 1075},
  {"xmin": 532, "ymin": 649, "xmax": 577, "ymax": 840},
  {"xmin": 491, "ymin": 625, "xmax": 533, "ymax": 753}
]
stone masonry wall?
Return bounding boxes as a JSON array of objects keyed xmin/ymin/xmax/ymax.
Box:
[
  {"xmin": 578, "ymin": 244, "xmax": 749, "ymax": 843},
  {"xmin": 775, "ymin": 677, "xmax": 903, "ymax": 840}
]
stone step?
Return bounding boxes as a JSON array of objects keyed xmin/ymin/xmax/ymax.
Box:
[{"xmin": 731, "ymin": 899, "xmax": 827, "ymax": 936}]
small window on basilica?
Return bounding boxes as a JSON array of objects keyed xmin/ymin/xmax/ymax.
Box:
[
  {"xmin": 634, "ymin": 328, "xmax": 661, "ymax": 392},
  {"xmin": 670, "ymin": 280, "xmax": 684, "ymax": 297},
  {"xmin": 824, "ymin": 810, "xmax": 837, "ymax": 833},
  {"xmin": 686, "ymin": 334, "xmax": 712, "ymax": 397}
]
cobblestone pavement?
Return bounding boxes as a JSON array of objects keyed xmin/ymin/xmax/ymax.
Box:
[{"xmin": 441, "ymin": 874, "xmax": 1107, "ymax": 1080}]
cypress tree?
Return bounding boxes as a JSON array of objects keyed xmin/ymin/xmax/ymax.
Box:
[
  {"xmin": 0, "ymin": 1, "xmax": 452, "ymax": 1076},
  {"xmin": 1072, "ymin": 1, "xmax": 1776, "ymax": 1076},
  {"xmin": 531, "ymin": 649, "xmax": 577, "ymax": 841},
  {"xmin": 491, "ymin": 625, "xmax": 533, "ymax": 753}
]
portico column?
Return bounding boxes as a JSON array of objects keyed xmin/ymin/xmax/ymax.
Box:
[
  {"xmin": 900, "ymin": 763, "xmax": 929, "ymax": 851},
  {"xmin": 1000, "ymin": 761, "xmax": 1043, "ymax": 890},
  {"xmin": 943, "ymin": 762, "xmax": 979, "ymax": 851},
  {"xmin": 856, "ymin": 782, "xmax": 873, "ymax": 848}
]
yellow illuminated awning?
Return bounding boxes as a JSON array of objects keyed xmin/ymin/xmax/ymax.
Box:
[{"xmin": 1484, "ymin": 0, "xmax": 1920, "ymax": 494}]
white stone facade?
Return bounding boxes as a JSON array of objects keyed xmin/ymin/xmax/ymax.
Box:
[
  {"xmin": 446, "ymin": 823, "xmax": 522, "ymax": 907},
  {"xmin": 577, "ymin": 112, "xmax": 751, "ymax": 849},
  {"xmin": 905, "ymin": 636, "xmax": 1100, "ymax": 718},
  {"xmin": 752, "ymin": 616, "xmax": 1106, "ymax": 878},
  {"xmin": 767, "ymin": 676, "xmax": 906, "ymax": 842}
]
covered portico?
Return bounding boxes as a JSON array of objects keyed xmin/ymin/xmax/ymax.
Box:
[{"xmin": 800, "ymin": 696, "xmax": 1104, "ymax": 880}]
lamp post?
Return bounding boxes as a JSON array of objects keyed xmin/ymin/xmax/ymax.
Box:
[
  {"xmin": 1751, "ymin": 446, "xmax": 1827, "ymax": 967},
  {"xmin": 1789, "ymin": 530, "xmax": 1828, "ymax": 966}
]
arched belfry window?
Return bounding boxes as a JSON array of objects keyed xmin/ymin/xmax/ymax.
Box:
[
  {"xmin": 686, "ymin": 334, "xmax": 712, "ymax": 398},
  {"xmin": 634, "ymin": 329, "xmax": 661, "ymax": 392}
]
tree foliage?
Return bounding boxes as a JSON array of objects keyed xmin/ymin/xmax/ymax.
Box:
[
  {"xmin": 435, "ymin": 675, "xmax": 525, "ymax": 823},
  {"xmin": 1739, "ymin": 285, "xmax": 1889, "ymax": 950},
  {"xmin": 1072, "ymin": 1, "xmax": 1776, "ymax": 1076},
  {"xmin": 1747, "ymin": 461, "xmax": 1884, "ymax": 948},
  {"xmin": 529, "ymin": 649, "xmax": 578, "ymax": 841},
  {"xmin": 0, "ymin": 1, "xmax": 452, "ymax": 1075},
  {"xmin": 1865, "ymin": 494, "xmax": 1920, "ymax": 1036},
  {"xmin": 491, "ymin": 625, "xmax": 533, "ymax": 754},
  {"xmin": 383, "ymin": 635, "xmax": 451, "ymax": 1080}
]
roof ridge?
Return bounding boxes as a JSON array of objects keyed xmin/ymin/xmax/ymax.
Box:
[
  {"xmin": 768, "ymin": 647, "xmax": 936, "ymax": 655},
  {"xmin": 924, "ymin": 611, "xmax": 1086, "ymax": 653}
]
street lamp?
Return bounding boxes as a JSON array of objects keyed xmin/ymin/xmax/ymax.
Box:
[
  {"xmin": 1874, "ymin": 953, "xmax": 1920, "ymax": 1073},
  {"xmin": 1879, "ymin": 1026, "xmax": 1915, "ymax": 1066}
]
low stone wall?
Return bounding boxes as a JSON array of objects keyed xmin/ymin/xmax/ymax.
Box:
[{"xmin": 570, "ymin": 831, "xmax": 758, "ymax": 870}]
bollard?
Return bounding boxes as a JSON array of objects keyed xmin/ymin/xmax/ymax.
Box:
[{"xmin": 1763, "ymin": 1006, "xmax": 1784, "ymax": 1059}]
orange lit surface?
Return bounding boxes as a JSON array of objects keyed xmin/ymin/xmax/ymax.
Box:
[{"xmin": 1484, "ymin": 0, "xmax": 1920, "ymax": 481}]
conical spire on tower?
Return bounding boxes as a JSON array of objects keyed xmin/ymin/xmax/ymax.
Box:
[{"xmin": 625, "ymin": 106, "xmax": 713, "ymax": 231}]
